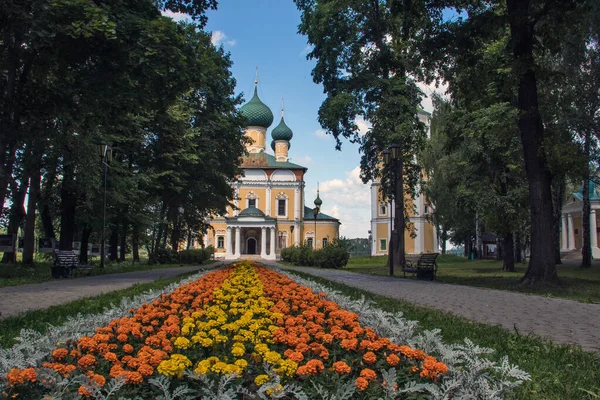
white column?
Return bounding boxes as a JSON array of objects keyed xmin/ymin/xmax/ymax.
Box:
[
  {"xmin": 294, "ymin": 187, "xmax": 300, "ymax": 220},
  {"xmin": 561, "ymin": 214, "xmax": 568, "ymax": 251},
  {"xmin": 568, "ymin": 213, "xmax": 576, "ymax": 250},
  {"xmin": 266, "ymin": 186, "xmax": 271, "ymax": 216},
  {"xmin": 270, "ymin": 227, "xmax": 276, "ymax": 259},
  {"xmin": 432, "ymin": 224, "xmax": 439, "ymax": 253},
  {"xmin": 234, "ymin": 186, "xmax": 239, "ymax": 216},
  {"xmin": 226, "ymin": 227, "xmax": 232, "ymax": 259},
  {"xmin": 591, "ymin": 210, "xmax": 599, "ymax": 257},
  {"xmin": 235, "ymin": 227, "xmax": 241, "ymax": 258},
  {"xmin": 261, "ymin": 227, "xmax": 267, "ymax": 257}
]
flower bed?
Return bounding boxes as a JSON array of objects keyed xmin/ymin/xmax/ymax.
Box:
[{"xmin": 1, "ymin": 261, "xmax": 528, "ymax": 399}]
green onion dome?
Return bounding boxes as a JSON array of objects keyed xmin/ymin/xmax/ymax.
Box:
[
  {"xmin": 314, "ymin": 193, "xmax": 322, "ymax": 207},
  {"xmin": 271, "ymin": 117, "xmax": 294, "ymax": 141},
  {"xmin": 238, "ymin": 205, "xmax": 266, "ymax": 217},
  {"xmin": 240, "ymin": 87, "xmax": 274, "ymax": 128}
]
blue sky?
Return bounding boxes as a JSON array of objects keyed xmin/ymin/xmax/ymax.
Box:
[{"xmin": 164, "ymin": 1, "xmax": 442, "ymax": 238}]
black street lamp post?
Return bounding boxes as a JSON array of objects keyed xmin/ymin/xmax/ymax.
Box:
[
  {"xmin": 312, "ymin": 207, "xmax": 319, "ymax": 249},
  {"xmin": 97, "ymin": 141, "xmax": 112, "ymax": 270},
  {"xmin": 289, "ymin": 225, "xmax": 294, "ymax": 247}
]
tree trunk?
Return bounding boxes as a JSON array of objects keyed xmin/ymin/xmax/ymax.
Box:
[
  {"xmin": 503, "ymin": 232, "xmax": 516, "ymax": 271},
  {"xmin": 109, "ymin": 226, "xmax": 119, "ymax": 261},
  {"xmin": 507, "ymin": 0, "xmax": 558, "ymax": 284},
  {"xmin": 132, "ymin": 225, "xmax": 140, "ymax": 263},
  {"xmin": 441, "ymin": 227, "xmax": 447, "ymax": 254},
  {"xmin": 59, "ymin": 155, "xmax": 77, "ymax": 251},
  {"xmin": 120, "ymin": 223, "xmax": 127, "ymax": 262},
  {"xmin": 551, "ymin": 175, "xmax": 564, "ymax": 264},
  {"xmin": 23, "ymin": 170, "xmax": 40, "ymax": 265},
  {"xmin": 79, "ymin": 226, "xmax": 91, "ymax": 264},
  {"xmin": 39, "ymin": 167, "xmax": 57, "ymax": 239},
  {"xmin": 187, "ymin": 229, "xmax": 192, "ymax": 250},
  {"xmin": 514, "ymin": 232, "xmax": 523, "ymax": 263},
  {"xmin": 2, "ymin": 171, "xmax": 29, "ymax": 263},
  {"xmin": 464, "ymin": 235, "xmax": 471, "ymax": 258},
  {"xmin": 393, "ymin": 157, "xmax": 406, "ymax": 269},
  {"xmin": 154, "ymin": 201, "xmax": 168, "ymax": 252},
  {"xmin": 581, "ymin": 131, "xmax": 592, "ymax": 267}
]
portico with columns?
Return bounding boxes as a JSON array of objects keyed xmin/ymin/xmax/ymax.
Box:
[
  {"xmin": 206, "ymin": 73, "xmax": 340, "ymax": 259},
  {"xmin": 561, "ymin": 181, "xmax": 600, "ymax": 258}
]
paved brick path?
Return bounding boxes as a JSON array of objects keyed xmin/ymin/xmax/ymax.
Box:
[
  {"xmin": 267, "ymin": 262, "xmax": 600, "ymax": 353},
  {"xmin": 0, "ymin": 265, "xmax": 222, "ymax": 319}
]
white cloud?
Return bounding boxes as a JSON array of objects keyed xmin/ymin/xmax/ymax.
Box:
[
  {"xmin": 310, "ymin": 166, "xmax": 372, "ymax": 238},
  {"xmin": 211, "ymin": 30, "xmax": 236, "ymax": 47},
  {"xmin": 294, "ymin": 155, "xmax": 312, "ymax": 165},
  {"xmin": 300, "ymin": 44, "xmax": 312, "ymax": 57},
  {"xmin": 354, "ymin": 116, "xmax": 371, "ymax": 136},
  {"xmin": 161, "ymin": 10, "xmax": 190, "ymax": 22},
  {"xmin": 314, "ymin": 129, "xmax": 331, "ymax": 140},
  {"xmin": 417, "ymin": 80, "xmax": 449, "ymax": 113}
]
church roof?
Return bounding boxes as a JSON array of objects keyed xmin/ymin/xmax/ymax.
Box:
[
  {"xmin": 241, "ymin": 152, "xmax": 306, "ymax": 170},
  {"xmin": 303, "ymin": 206, "xmax": 339, "ymax": 222},
  {"xmin": 238, "ymin": 205, "xmax": 266, "ymax": 217},
  {"xmin": 572, "ymin": 179, "xmax": 600, "ymax": 201},
  {"xmin": 239, "ymin": 87, "xmax": 274, "ymax": 128}
]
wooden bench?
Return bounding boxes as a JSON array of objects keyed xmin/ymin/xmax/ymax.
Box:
[
  {"xmin": 402, "ymin": 253, "xmax": 439, "ymax": 280},
  {"xmin": 52, "ymin": 250, "xmax": 93, "ymax": 278}
]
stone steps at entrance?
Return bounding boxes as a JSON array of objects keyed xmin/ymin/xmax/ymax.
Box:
[{"xmin": 560, "ymin": 249, "xmax": 581, "ymax": 259}]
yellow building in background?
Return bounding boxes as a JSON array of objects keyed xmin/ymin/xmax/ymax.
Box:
[
  {"xmin": 370, "ymin": 110, "xmax": 438, "ymax": 256},
  {"xmin": 206, "ymin": 80, "xmax": 340, "ymax": 260}
]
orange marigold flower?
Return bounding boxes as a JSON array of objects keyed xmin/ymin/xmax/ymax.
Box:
[
  {"xmin": 103, "ymin": 352, "xmax": 118, "ymax": 363},
  {"xmin": 340, "ymin": 338, "xmax": 358, "ymax": 351},
  {"xmin": 52, "ymin": 348, "xmax": 69, "ymax": 360},
  {"xmin": 355, "ymin": 377, "xmax": 369, "ymax": 391},
  {"xmin": 78, "ymin": 354, "xmax": 96, "ymax": 368},
  {"xmin": 386, "ymin": 354, "xmax": 400, "ymax": 367},
  {"xmin": 332, "ymin": 361, "xmax": 351, "ymax": 374},
  {"xmin": 117, "ymin": 333, "xmax": 128, "ymax": 342},
  {"xmin": 6, "ymin": 368, "xmax": 24, "ymax": 385},
  {"xmin": 90, "ymin": 373, "xmax": 106, "ymax": 387},
  {"xmin": 362, "ymin": 351, "xmax": 377, "ymax": 365},
  {"xmin": 126, "ymin": 371, "xmax": 144, "ymax": 384},
  {"xmin": 78, "ymin": 385, "xmax": 92, "ymax": 398},
  {"xmin": 360, "ymin": 368, "xmax": 377, "ymax": 381},
  {"xmin": 138, "ymin": 364, "xmax": 154, "ymax": 377},
  {"xmin": 122, "ymin": 344, "xmax": 134, "ymax": 354},
  {"xmin": 109, "ymin": 365, "xmax": 126, "ymax": 379}
]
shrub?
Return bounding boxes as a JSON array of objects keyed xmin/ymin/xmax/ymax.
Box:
[
  {"xmin": 148, "ymin": 248, "xmax": 177, "ymax": 265},
  {"xmin": 313, "ymin": 241, "xmax": 349, "ymax": 269},
  {"xmin": 177, "ymin": 247, "xmax": 215, "ymax": 265},
  {"xmin": 282, "ymin": 241, "xmax": 349, "ymax": 269}
]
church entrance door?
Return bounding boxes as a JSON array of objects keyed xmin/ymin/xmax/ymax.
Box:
[{"xmin": 247, "ymin": 238, "xmax": 257, "ymax": 254}]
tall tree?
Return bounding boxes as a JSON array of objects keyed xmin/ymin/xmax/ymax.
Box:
[{"xmin": 295, "ymin": 0, "xmax": 442, "ymax": 271}]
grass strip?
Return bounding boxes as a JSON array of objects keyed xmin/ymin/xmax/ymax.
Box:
[
  {"xmin": 0, "ymin": 260, "xmax": 215, "ymax": 289},
  {"xmin": 0, "ymin": 271, "xmax": 199, "ymax": 349},
  {"xmin": 285, "ymin": 269, "xmax": 600, "ymax": 400},
  {"xmin": 339, "ymin": 255, "xmax": 600, "ymax": 303}
]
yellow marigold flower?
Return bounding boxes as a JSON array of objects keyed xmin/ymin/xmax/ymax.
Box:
[
  {"xmin": 264, "ymin": 351, "xmax": 282, "ymax": 364},
  {"xmin": 255, "ymin": 343, "xmax": 269, "ymax": 355},
  {"xmin": 266, "ymin": 384, "xmax": 284, "ymax": 396},
  {"xmin": 254, "ymin": 374, "xmax": 269, "ymax": 386},
  {"xmin": 173, "ymin": 337, "xmax": 192, "ymax": 349},
  {"xmin": 234, "ymin": 359, "xmax": 248, "ymax": 369},
  {"xmin": 215, "ymin": 335, "xmax": 228, "ymax": 343},
  {"xmin": 211, "ymin": 362, "xmax": 229, "ymax": 374},
  {"xmin": 200, "ymin": 338, "xmax": 214, "ymax": 347}
]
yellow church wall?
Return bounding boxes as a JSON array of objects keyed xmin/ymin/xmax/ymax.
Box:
[
  {"xmin": 238, "ymin": 187, "xmax": 267, "ymax": 212},
  {"xmin": 376, "ymin": 222, "xmax": 389, "ymax": 254},
  {"xmin": 271, "ymin": 189, "xmax": 295, "ymax": 220},
  {"xmin": 209, "ymin": 220, "xmax": 228, "ymax": 254},
  {"xmin": 423, "ymin": 220, "xmax": 434, "ymax": 253},
  {"xmin": 404, "ymin": 229, "xmax": 415, "ymax": 254},
  {"xmin": 300, "ymin": 222, "xmax": 339, "ymax": 249}
]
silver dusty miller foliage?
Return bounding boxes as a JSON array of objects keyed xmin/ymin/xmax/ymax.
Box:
[
  {"xmin": 276, "ymin": 268, "xmax": 531, "ymax": 400},
  {"xmin": 1, "ymin": 265, "xmax": 530, "ymax": 400}
]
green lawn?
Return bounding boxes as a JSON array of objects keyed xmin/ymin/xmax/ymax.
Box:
[
  {"xmin": 286, "ymin": 269, "xmax": 600, "ymax": 400},
  {"xmin": 0, "ymin": 271, "xmax": 200, "ymax": 348},
  {"xmin": 0, "ymin": 258, "xmax": 215, "ymax": 288},
  {"xmin": 344, "ymin": 254, "xmax": 600, "ymax": 303}
]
